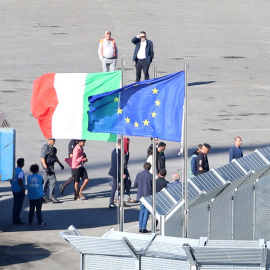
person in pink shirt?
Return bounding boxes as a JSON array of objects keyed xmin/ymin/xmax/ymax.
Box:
[{"xmin": 71, "ymin": 140, "xmax": 89, "ymax": 200}]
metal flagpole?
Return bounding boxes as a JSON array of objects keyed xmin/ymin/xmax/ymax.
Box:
[
  {"xmin": 183, "ymin": 59, "xmax": 189, "ymax": 238},
  {"xmin": 152, "ymin": 59, "xmax": 157, "ymax": 233},
  {"xmin": 119, "ymin": 58, "xmax": 125, "ymax": 231}
]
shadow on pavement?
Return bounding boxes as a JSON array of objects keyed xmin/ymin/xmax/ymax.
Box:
[{"xmin": 0, "ymin": 243, "xmax": 50, "ymax": 267}]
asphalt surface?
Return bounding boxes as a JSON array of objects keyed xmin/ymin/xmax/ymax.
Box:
[{"xmin": 1, "ymin": 0, "xmax": 270, "ymax": 269}]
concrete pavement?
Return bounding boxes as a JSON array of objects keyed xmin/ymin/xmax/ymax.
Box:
[{"xmin": 1, "ymin": 0, "xmax": 270, "ymax": 269}]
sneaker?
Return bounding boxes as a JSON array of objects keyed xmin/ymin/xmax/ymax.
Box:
[
  {"xmin": 38, "ymin": 222, "xmax": 46, "ymax": 226},
  {"xmin": 109, "ymin": 203, "xmax": 117, "ymax": 208},
  {"xmin": 125, "ymin": 198, "xmax": 138, "ymax": 203},
  {"xmin": 59, "ymin": 184, "xmax": 65, "ymax": 195}
]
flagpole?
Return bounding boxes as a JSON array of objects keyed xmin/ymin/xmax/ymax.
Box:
[
  {"xmin": 183, "ymin": 59, "xmax": 189, "ymax": 238},
  {"xmin": 119, "ymin": 58, "xmax": 125, "ymax": 231},
  {"xmin": 152, "ymin": 60, "xmax": 157, "ymax": 233}
]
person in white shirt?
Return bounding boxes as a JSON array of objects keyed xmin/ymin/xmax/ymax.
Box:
[
  {"xmin": 131, "ymin": 31, "xmax": 154, "ymax": 82},
  {"xmin": 98, "ymin": 30, "xmax": 118, "ymax": 72}
]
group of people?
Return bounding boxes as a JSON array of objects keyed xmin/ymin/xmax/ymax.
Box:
[
  {"xmin": 10, "ymin": 135, "xmax": 243, "ymax": 229},
  {"xmin": 189, "ymin": 136, "xmax": 243, "ymax": 178},
  {"xmin": 98, "ymin": 30, "xmax": 154, "ymax": 82},
  {"xmin": 10, "ymin": 138, "xmax": 90, "ymax": 226}
]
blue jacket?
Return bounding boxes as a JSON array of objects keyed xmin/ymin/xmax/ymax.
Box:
[
  {"xmin": 11, "ymin": 167, "xmax": 25, "ymax": 193},
  {"xmin": 229, "ymin": 146, "xmax": 243, "ymax": 162},
  {"xmin": 108, "ymin": 148, "xmax": 128, "ymax": 179},
  {"xmin": 134, "ymin": 169, "xmax": 152, "ymax": 200},
  {"xmin": 131, "ymin": 36, "xmax": 154, "ymax": 65}
]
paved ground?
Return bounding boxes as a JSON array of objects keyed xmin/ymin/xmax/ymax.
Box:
[{"xmin": 1, "ymin": 0, "xmax": 270, "ymax": 269}]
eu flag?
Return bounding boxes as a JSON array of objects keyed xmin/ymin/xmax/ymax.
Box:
[{"xmin": 88, "ymin": 71, "xmax": 185, "ymax": 142}]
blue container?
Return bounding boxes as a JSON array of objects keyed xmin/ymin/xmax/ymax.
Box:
[{"xmin": 0, "ymin": 128, "xmax": 15, "ymax": 181}]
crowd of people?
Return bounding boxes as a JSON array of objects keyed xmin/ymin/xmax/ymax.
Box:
[{"xmin": 10, "ymin": 135, "xmax": 243, "ymax": 231}]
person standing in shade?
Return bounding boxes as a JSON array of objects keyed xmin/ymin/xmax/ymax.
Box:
[
  {"xmin": 98, "ymin": 30, "xmax": 117, "ymax": 72},
  {"xmin": 156, "ymin": 169, "xmax": 169, "ymax": 193},
  {"xmin": 189, "ymin": 144, "xmax": 203, "ymax": 178},
  {"xmin": 229, "ymin": 136, "xmax": 243, "ymax": 162},
  {"xmin": 71, "ymin": 140, "xmax": 89, "ymax": 201},
  {"xmin": 40, "ymin": 138, "xmax": 64, "ymax": 203},
  {"xmin": 27, "ymin": 164, "xmax": 45, "ymax": 226},
  {"xmin": 134, "ymin": 162, "xmax": 153, "ymax": 233},
  {"xmin": 167, "ymin": 173, "xmax": 181, "ymax": 188},
  {"xmin": 131, "ymin": 31, "xmax": 154, "ymax": 82},
  {"xmin": 196, "ymin": 143, "xmax": 211, "ymax": 176},
  {"xmin": 156, "ymin": 142, "xmax": 166, "ymax": 175},
  {"xmin": 11, "ymin": 158, "xmax": 26, "ymax": 225},
  {"xmin": 108, "ymin": 139, "xmax": 129, "ymax": 208}
]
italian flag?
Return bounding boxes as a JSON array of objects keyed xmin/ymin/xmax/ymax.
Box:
[{"xmin": 31, "ymin": 71, "xmax": 121, "ymax": 141}]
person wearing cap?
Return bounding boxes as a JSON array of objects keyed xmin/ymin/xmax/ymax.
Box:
[
  {"xmin": 98, "ymin": 30, "xmax": 118, "ymax": 72},
  {"xmin": 196, "ymin": 143, "xmax": 211, "ymax": 176},
  {"xmin": 167, "ymin": 173, "xmax": 181, "ymax": 188},
  {"xmin": 10, "ymin": 158, "xmax": 26, "ymax": 224},
  {"xmin": 131, "ymin": 31, "xmax": 154, "ymax": 82},
  {"xmin": 40, "ymin": 138, "xmax": 64, "ymax": 203},
  {"xmin": 189, "ymin": 144, "xmax": 203, "ymax": 178},
  {"xmin": 229, "ymin": 136, "xmax": 243, "ymax": 162}
]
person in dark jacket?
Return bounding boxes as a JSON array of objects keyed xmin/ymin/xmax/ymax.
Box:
[
  {"xmin": 131, "ymin": 31, "xmax": 154, "ymax": 82},
  {"xmin": 156, "ymin": 169, "xmax": 169, "ymax": 193},
  {"xmin": 229, "ymin": 136, "xmax": 243, "ymax": 162},
  {"xmin": 108, "ymin": 139, "xmax": 129, "ymax": 208},
  {"xmin": 196, "ymin": 143, "xmax": 211, "ymax": 176},
  {"xmin": 156, "ymin": 142, "xmax": 166, "ymax": 175},
  {"xmin": 134, "ymin": 162, "xmax": 152, "ymax": 233}
]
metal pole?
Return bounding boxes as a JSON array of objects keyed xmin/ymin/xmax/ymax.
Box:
[
  {"xmin": 119, "ymin": 58, "xmax": 125, "ymax": 231},
  {"xmin": 152, "ymin": 138, "xmax": 157, "ymax": 233},
  {"xmin": 152, "ymin": 60, "xmax": 157, "ymax": 233},
  {"xmin": 183, "ymin": 59, "xmax": 189, "ymax": 238}
]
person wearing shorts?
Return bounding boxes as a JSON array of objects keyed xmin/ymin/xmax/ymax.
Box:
[{"xmin": 71, "ymin": 140, "xmax": 89, "ymax": 200}]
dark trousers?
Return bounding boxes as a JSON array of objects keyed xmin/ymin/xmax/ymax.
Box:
[
  {"xmin": 135, "ymin": 59, "xmax": 150, "ymax": 82},
  {"xmin": 12, "ymin": 191, "xmax": 25, "ymax": 223},
  {"xmin": 110, "ymin": 177, "xmax": 118, "ymax": 204},
  {"xmin": 110, "ymin": 177, "xmax": 131, "ymax": 204},
  {"xmin": 28, "ymin": 197, "xmax": 43, "ymax": 225}
]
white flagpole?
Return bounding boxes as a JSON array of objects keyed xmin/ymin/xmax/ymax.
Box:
[
  {"xmin": 183, "ymin": 59, "xmax": 189, "ymax": 238},
  {"xmin": 119, "ymin": 58, "xmax": 125, "ymax": 231},
  {"xmin": 152, "ymin": 59, "xmax": 157, "ymax": 233}
]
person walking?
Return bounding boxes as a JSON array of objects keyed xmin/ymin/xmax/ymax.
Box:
[
  {"xmin": 134, "ymin": 162, "xmax": 153, "ymax": 233},
  {"xmin": 27, "ymin": 164, "xmax": 45, "ymax": 226},
  {"xmin": 40, "ymin": 138, "xmax": 64, "ymax": 203},
  {"xmin": 11, "ymin": 158, "xmax": 26, "ymax": 225},
  {"xmin": 71, "ymin": 140, "xmax": 89, "ymax": 201},
  {"xmin": 229, "ymin": 136, "xmax": 243, "ymax": 162},
  {"xmin": 98, "ymin": 30, "xmax": 117, "ymax": 72},
  {"xmin": 196, "ymin": 143, "xmax": 211, "ymax": 176},
  {"xmin": 189, "ymin": 144, "xmax": 203, "ymax": 178},
  {"xmin": 131, "ymin": 31, "xmax": 154, "ymax": 82}
]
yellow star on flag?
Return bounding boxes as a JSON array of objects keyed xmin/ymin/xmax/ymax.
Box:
[
  {"xmin": 155, "ymin": 100, "xmax": 161, "ymax": 106},
  {"xmin": 143, "ymin": 119, "xmax": 150, "ymax": 126},
  {"xmin": 114, "ymin": 97, "xmax": 119, "ymax": 102},
  {"xmin": 151, "ymin": 111, "xmax": 157, "ymax": 118},
  {"xmin": 125, "ymin": 117, "xmax": 130, "ymax": 123},
  {"xmin": 152, "ymin": 88, "xmax": 158, "ymax": 94},
  {"xmin": 117, "ymin": 108, "xmax": 123, "ymax": 114},
  {"xmin": 134, "ymin": 121, "xmax": 139, "ymax": 128}
]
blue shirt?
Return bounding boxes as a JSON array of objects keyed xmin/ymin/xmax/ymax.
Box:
[
  {"xmin": 167, "ymin": 181, "xmax": 181, "ymax": 189},
  {"xmin": 229, "ymin": 146, "xmax": 243, "ymax": 162},
  {"xmin": 27, "ymin": 174, "xmax": 44, "ymax": 200},
  {"xmin": 11, "ymin": 167, "xmax": 25, "ymax": 193}
]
